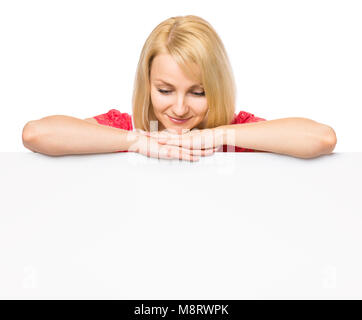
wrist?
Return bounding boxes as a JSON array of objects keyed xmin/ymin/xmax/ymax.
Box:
[
  {"xmin": 214, "ymin": 125, "xmax": 232, "ymax": 145},
  {"xmin": 121, "ymin": 130, "xmax": 140, "ymax": 152}
]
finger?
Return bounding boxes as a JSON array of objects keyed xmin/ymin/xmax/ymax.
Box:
[
  {"xmin": 175, "ymin": 148, "xmax": 201, "ymax": 162},
  {"xmin": 157, "ymin": 133, "xmax": 197, "ymax": 148},
  {"xmin": 144, "ymin": 139, "xmax": 199, "ymax": 161},
  {"xmin": 185, "ymin": 147, "xmax": 215, "ymax": 156},
  {"xmin": 160, "ymin": 137, "xmax": 218, "ymax": 152},
  {"xmin": 149, "ymin": 132, "xmax": 175, "ymax": 143},
  {"xmin": 158, "ymin": 146, "xmax": 200, "ymax": 162},
  {"xmin": 177, "ymin": 145, "xmax": 218, "ymax": 158},
  {"xmin": 156, "ymin": 136, "xmax": 184, "ymax": 147},
  {"xmin": 154, "ymin": 130, "xmax": 191, "ymax": 145}
]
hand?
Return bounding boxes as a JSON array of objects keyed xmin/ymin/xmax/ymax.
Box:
[
  {"xmin": 137, "ymin": 128, "xmax": 225, "ymax": 152},
  {"xmin": 129, "ymin": 129, "xmax": 218, "ymax": 162}
]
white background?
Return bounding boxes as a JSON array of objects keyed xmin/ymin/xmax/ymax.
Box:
[
  {"xmin": 1, "ymin": 1, "xmax": 361, "ymax": 300},
  {"xmin": 0, "ymin": 0, "xmax": 361, "ymax": 151}
]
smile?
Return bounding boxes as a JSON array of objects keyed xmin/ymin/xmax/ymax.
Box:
[{"xmin": 167, "ymin": 115, "xmax": 192, "ymax": 124}]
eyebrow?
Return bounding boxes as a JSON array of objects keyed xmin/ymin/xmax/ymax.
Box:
[{"xmin": 154, "ymin": 79, "xmax": 203, "ymax": 88}]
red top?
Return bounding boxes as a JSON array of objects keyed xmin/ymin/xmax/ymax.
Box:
[{"xmin": 93, "ymin": 109, "xmax": 267, "ymax": 153}]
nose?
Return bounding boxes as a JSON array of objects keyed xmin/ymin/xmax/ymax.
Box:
[{"xmin": 171, "ymin": 94, "xmax": 189, "ymax": 118}]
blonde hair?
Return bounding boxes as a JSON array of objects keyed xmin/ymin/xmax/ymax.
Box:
[{"xmin": 132, "ymin": 15, "xmax": 237, "ymax": 131}]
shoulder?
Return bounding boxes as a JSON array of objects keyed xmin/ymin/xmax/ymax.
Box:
[
  {"xmin": 231, "ymin": 110, "xmax": 267, "ymax": 124},
  {"xmin": 93, "ymin": 109, "xmax": 133, "ymax": 130}
]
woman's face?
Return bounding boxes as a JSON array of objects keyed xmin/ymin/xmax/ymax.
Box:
[{"xmin": 150, "ymin": 54, "xmax": 209, "ymax": 133}]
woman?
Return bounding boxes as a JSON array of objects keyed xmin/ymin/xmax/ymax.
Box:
[{"xmin": 22, "ymin": 15, "xmax": 337, "ymax": 161}]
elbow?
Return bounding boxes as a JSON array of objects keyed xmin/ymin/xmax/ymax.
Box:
[
  {"xmin": 22, "ymin": 121, "xmax": 39, "ymax": 147},
  {"xmin": 22, "ymin": 119, "xmax": 66, "ymax": 156},
  {"xmin": 320, "ymin": 126, "xmax": 337, "ymax": 155},
  {"xmin": 22, "ymin": 120, "xmax": 46, "ymax": 153},
  {"xmin": 297, "ymin": 125, "xmax": 337, "ymax": 159}
]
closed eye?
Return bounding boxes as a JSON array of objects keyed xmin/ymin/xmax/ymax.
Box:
[{"xmin": 157, "ymin": 89, "xmax": 205, "ymax": 96}]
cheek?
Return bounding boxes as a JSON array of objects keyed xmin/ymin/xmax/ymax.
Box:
[
  {"xmin": 192, "ymin": 101, "xmax": 208, "ymax": 117},
  {"xmin": 151, "ymin": 92, "xmax": 167, "ymax": 111}
]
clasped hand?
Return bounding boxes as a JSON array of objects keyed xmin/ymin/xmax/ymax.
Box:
[{"xmin": 129, "ymin": 128, "xmax": 226, "ymax": 161}]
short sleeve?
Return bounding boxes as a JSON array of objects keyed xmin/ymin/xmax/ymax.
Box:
[
  {"xmin": 93, "ymin": 109, "xmax": 133, "ymax": 153},
  {"xmin": 221, "ymin": 110, "xmax": 267, "ymax": 152},
  {"xmin": 93, "ymin": 109, "xmax": 133, "ymax": 131},
  {"xmin": 231, "ymin": 110, "xmax": 267, "ymax": 125}
]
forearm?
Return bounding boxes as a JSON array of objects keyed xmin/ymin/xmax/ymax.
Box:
[
  {"xmin": 22, "ymin": 115, "xmax": 138, "ymax": 156},
  {"xmin": 219, "ymin": 117, "xmax": 337, "ymax": 159}
]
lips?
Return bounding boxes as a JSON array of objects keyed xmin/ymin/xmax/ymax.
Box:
[{"xmin": 167, "ymin": 115, "xmax": 191, "ymax": 124}]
